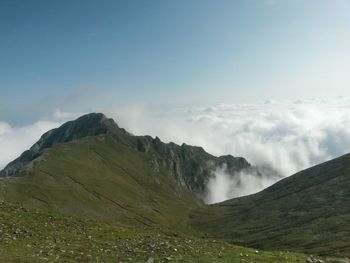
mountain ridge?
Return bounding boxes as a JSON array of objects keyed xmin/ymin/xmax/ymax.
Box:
[{"xmin": 1, "ymin": 112, "xmax": 274, "ymax": 199}]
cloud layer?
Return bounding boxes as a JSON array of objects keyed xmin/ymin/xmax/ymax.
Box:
[
  {"xmin": 115, "ymin": 98, "xmax": 350, "ymax": 177},
  {"xmin": 112, "ymin": 98, "xmax": 350, "ymax": 201}
]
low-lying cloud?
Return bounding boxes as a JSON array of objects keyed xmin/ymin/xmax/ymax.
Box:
[
  {"xmin": 113, "ymin": 98, "xmax": 350, "ymax": 202},
  {"xmin": 205, "ymin": 166, "xmax": 278, "ymax": 204},
  {"xmin": 115, "ymin": 98, "xmax": 350, "ymax": 177}
]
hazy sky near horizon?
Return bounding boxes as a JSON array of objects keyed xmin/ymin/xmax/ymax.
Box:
[{"xmin": 1, "ymin": 0, "xmax": 350, "ymax": 124}]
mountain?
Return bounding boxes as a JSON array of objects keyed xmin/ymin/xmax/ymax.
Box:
[
  {"xmin": 0, "ymin": 113, "xmax": 259, "ymax": 227},
  {"xmin": 189, "ymin": 153, "xmax": 350, "ymax": 257},
  {"xmin": 0, "ymin": 112, "xmax": 308, "ymax": 262},
  {"xmin": 1, "ymin": 112, "xmax": 350, "ymax": 262}
]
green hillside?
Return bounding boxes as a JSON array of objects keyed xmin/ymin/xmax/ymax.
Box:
[
  {"xmin": 0, "ymin": 202, "xmax": 308, "ymax": 263},
  {"xmin": 190, "ymin": 153, "xmax": 350, "ymax": 258},
  {"xmin": 0, "ymin": 135, "xmax": 200, "ymax": 229}
]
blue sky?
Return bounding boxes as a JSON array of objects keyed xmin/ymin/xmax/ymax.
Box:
[{"xmin": 1, "ymin": 0, "xmax": 350, "ymax": 124}]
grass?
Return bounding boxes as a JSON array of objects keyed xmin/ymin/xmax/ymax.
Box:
[
  {"xmin": 0, "ymin": 202, "xmax": 308, "ymax": 263},
  {"xmin": 0, "ymin": 135, "xmax": 200, "ymax": 229}
]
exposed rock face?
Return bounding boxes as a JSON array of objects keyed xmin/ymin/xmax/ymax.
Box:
[
  {"xmin": 0, "ymin": 113, "xmax": 278, "ymax": 198},
  {"xmin": 135, "ymin": 135, "xmax": 254, "ymax": 196}
]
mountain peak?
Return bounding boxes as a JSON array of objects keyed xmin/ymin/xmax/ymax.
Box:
[
  {"xmin": 0, "ymin": 113, "xmax": 121, "ymax": 176},
  {"xmin": 62, "ymin": 112, "xmax": 120, "ymax": 134}
]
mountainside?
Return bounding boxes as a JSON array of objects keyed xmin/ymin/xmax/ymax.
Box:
[
  {"xmin": 0, "ymin": 113, "xmax": 259, "ymax": 227},
  {"xmin": 2, "ymin": 112, "xmax": 350, "ymax": 261},
  {"xmin": 190, "ymin": 153, "xmax": 350, "ymax": 257}
]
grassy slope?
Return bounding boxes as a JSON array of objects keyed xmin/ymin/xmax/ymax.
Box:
[
  {"xmin": 0, "ymin": 135, "xmax": 199, "ymax": 229},
  {"xmin": 189, "ymin": 154, "xmax": 350, "ymax": 257},
  {"xmin": 0, "ymin": 202, "xmax": 307, "ymax": 263},
  {"xmin": 0, "ymin": 134, "xmax": 308, "ymax": 262}
]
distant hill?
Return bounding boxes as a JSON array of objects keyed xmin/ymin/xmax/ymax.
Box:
[{"xmin": 189, "ymin": 153, "xmax": 350, "ymax": 257}]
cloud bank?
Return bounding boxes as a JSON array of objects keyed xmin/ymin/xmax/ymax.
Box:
[
  {"xmin": 112, "ymin": 98, "xmax": 350, "ymax": 201},
  {"xmin": 115, "ymin": 98, "xmax": 350, "ymax": 177}
]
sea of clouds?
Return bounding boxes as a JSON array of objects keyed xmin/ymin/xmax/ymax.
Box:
[
  {"xmin": 2, "ymin": 99, "xmax": 350, "ymax": 203},
  {"xmin": 115, "ymin": 98, "xmax": 350, "ymax": 176},
  {"xmin": 113, "ymin": 97, "xmax": 350, "ymax": 202}
]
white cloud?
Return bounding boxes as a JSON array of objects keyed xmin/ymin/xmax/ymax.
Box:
[
  {"xmin": 205, "ymin": 166, "xmax": 277, "ymax": 204},
  {"xmin": 112, "ymin": 97, "xmax": 350, "ymax": 199}
]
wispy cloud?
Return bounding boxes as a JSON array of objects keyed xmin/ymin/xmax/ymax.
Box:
[{"xmin": 53, "ymin": 109, "xmax": 84, "ymax": 122}]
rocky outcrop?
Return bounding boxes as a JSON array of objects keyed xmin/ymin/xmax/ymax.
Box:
[{"xmin": 134, "ymin": 135, "xmax": 255, "ymax": 196}]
